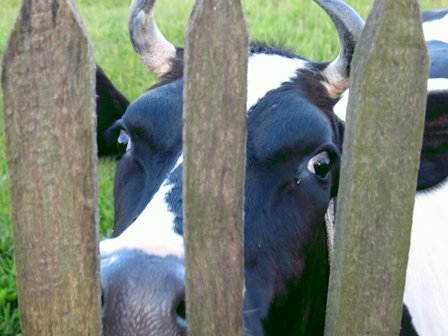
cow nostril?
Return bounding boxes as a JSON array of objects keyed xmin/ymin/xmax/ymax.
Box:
[{"xmin": 176, "ymin": 299, "xmax": 187, "ymax": 325}]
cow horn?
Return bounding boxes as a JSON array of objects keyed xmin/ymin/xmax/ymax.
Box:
[
  {"xmin": 314, "ymin": 0, "xmax": 364, "ymax": 97},
  {"xmin": 129, "ymin": 0, "xmax": 176, "ymax": 78}
]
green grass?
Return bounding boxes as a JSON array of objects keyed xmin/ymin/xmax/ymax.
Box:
[{"xmin": 0, "ymin": 0, "xmax": 445, "ymax": 334}]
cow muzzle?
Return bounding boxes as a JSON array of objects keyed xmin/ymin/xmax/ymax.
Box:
[{"xmin": 101, "ymin": 249, "xmax": 186, "ymax": 336}]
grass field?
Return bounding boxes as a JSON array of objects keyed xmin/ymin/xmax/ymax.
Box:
[{"xmin": 0, "ymin": 0, "xmax": 445, "ymax": 334}]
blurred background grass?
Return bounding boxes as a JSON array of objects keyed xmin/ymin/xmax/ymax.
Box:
[{"xmin": 0, "ymin": 0, "xmax": 445, "ymax": 334}]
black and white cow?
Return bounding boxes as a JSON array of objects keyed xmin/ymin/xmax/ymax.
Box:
[{"xmin": 98, "ymin": 0, "xmax": 448, "ymax": 335}]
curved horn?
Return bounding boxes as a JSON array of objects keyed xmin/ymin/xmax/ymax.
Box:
[
  {"xmin": 314, "ymin": 0, "xmax": 365, "ymax": 97},
  {"xmin": 129, "ymin": 0, "xmax": 176, "ymax": 78}
]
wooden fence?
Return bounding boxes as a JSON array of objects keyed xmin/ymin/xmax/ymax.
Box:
[{"xmin": 1, "ymin": 0, "xmax": 428, "ymax": 335}]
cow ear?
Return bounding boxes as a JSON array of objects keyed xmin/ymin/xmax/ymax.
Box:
[
  {"xmin": 96, "ymin": 66, "xmax": 130, "ymax": 156},
  {"xmin": 417, "ymin": 89, "xmax": 448, "ymax": 190}
]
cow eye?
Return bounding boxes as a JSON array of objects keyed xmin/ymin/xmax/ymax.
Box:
[
  {"xmin": 117, "ymin": 129, "xmax": 132, "ymax": 154},
  {"xmin": 307, "ymin": 151, "xmax": 333, "ymax": 180}
]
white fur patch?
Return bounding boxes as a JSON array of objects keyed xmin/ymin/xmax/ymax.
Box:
[
  {"xmin": 247, "ymin": 54, "xmax": 307, "ymax": 110},
  {"xmin": 333, "ymin": 89, "xmax": 349, "ymax": 121},
  {"xmin": 427, "ymin": 78, "xmax": 448, "ymax": 92},
  {"xmin": 404, "ymin": 179, "xmax": 448, "ymax": 336},
  {"xmin": 423, "ymin": 12, "xmax": 448, "ymax": 43},
  {"xmin": 100, "ymin": 156, "xmax": 184, "ymax": 259}
]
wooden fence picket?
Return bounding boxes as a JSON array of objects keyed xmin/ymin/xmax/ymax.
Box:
[
  {"xmin": 1, "ymin": 0, "xmax": 100, "ymax": 334},
  {"xmin": 325, "ymin": 1, "xmax": 429, "ymax": 334},
  {"xmin": 183, "ymin": 0, "xmax": 248, "ymax": 335}
]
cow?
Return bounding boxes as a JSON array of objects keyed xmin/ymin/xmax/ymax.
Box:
[{"xmin": 98, "ymin": 0, "xmax": 448, "ymax": 335}]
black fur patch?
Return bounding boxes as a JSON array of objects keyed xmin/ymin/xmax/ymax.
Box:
[
  {"xmin": 250, "ymin": 41, "xmax": 304, "ymax": 60},
  {"xmin": 422, "ymin": 8, "xmax": 448, "ymax": 22},
  {"xmin": 428, "ymin": 41, "xmax": 448, "ymax": 79},
  {"xmin": 400, "ymin": 305, "xmax": 418, "ymax": 336},
  {"xmin": 418, "ymin": 90, "xmax": 448, "ymax": 190}
]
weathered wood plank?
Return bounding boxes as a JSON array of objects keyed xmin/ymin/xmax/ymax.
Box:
[
  {"xmin": 325, "ymin": 0, "xmax": 428, "ymax": 335},
  {"xmin": 183, "ymin": 0, "xmax": 248, "ymax": 335},
  {"xmin": 1, "ymin": 0, "xmax": 100, "ymax": 334}
]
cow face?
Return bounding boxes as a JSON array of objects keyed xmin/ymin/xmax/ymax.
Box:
[
  {"xmin": 99, "ymin": 0, "xmax": 363, "ymax": 334},
  {"xmin": 100, "ymin": 59, "xmax": 344, "ymax": 336}
]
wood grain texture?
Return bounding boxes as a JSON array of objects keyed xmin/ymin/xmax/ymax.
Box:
[
  {"xmin": 183, "ymin": 0, "xmax": 248, "ymax": 335},
  {"xmin": 1, "ymin": 0, "xmax": 100, "ymax": 334},
  {"xmin": 325, "ymin": 0, "xmax": 429, "ymax": 335}
]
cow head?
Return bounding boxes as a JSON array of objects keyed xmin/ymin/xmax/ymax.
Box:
[{"xmin": 99, "ymin": 0, "xmax": 364, "ymax": 335}]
